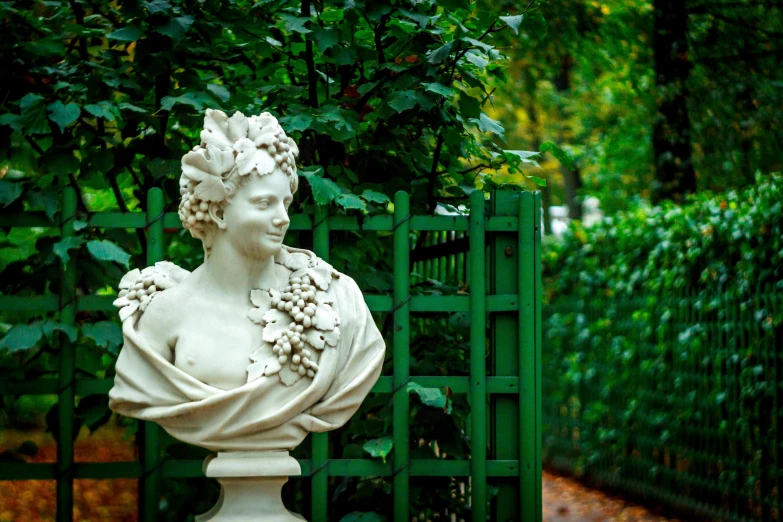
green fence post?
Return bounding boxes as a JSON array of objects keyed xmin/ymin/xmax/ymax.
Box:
[
  {"xmin": 489, "ymin": 191, "xmax": 521, "ymax": 521},
  {"xmin": 469, "ymin": 190, "xmax": 487, "ymax": 521},
  {"xmin": 139, "ymin": 188, "xmax": 164, "ymax": 522},
  {"xmin": 311, "ymin": 204, "xmax": 329, "ymax": 522},
  {"xmin": 519, "ymin": 192, "xmax": 542, "ymax": 522},
  {"xmin": 393, "ymin": 191, "xmax": 410, "ymax": 522},
  {"xmin": 57, "ymin": 187, "xmax": 77, "ymax": 522}
]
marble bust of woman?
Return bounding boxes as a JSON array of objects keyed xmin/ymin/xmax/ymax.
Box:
[{"xmin": 108, "ymin": 109, "xmax": 385, "ymax": 453}]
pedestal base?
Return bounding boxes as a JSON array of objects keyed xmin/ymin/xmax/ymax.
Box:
[{"xmin": 196, "ymin": 451, "xmax": 305, "ymax": 522}]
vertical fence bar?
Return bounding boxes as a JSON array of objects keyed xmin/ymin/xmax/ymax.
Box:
[
  {"xmin": 534, "ymin": 192, "xmax": 542, "ymax": 519},
  {"xmin": 311, "ymin": 204, "xmax": 329, "ymax": 522},
  {"xmin": 469, "ymin": 190, "xmax": 487, "ymax": 521},
  {"xmin": 393, "ymin": 191, "xmax": 410, "ymax": 522},
  {"xmin": 519, "ymin": 192, "xmax": 541, "ymax": 522},
  {"xmin": 139, "ymin": 188, "xmax": 164, "ymax": 522},
  {"xmin": 56, "ymin": 187, "xmax": 77, "ymax": 522}
]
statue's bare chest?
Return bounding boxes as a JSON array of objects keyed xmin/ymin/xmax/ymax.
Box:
[{"xmin": 173, "ymin": 299, "xmax": 266, "ymax": 390}]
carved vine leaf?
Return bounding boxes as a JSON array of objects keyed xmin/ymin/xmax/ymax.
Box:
[
  {"xmin": 234, "ymin": 138, "xmax": 276, "ymax": 176},
  {"xmin": 227, "ymin": 111, "xmax": 249, "ymax": 143},
  {"xmin": 200, "ymin": 109, "xmax": 233, "ymax": 149},
  {"xmin": 118, "ymin": 301, "xmax": 139, "ymax": 322},
  {"xmin": 303, "ymin": 326, "xmax": 340, "ymax": 350},
  {"xmin": 182, "ymin": 145, "xmax": 234, "ymax": 181},
  {"xmin": 285, "ymin": 253, "xmax": 310, "ymax": 271},
  {"xmin": 247, "ymin": 307, "xmax": 265, "ymax": 325},
  {"xmin": 262, "ymin": 309, "xmax": 290, "ymax": 343},
  {"xmin": 247, "ymin": 346, "xmax": 282, "ymax": 381},
  {"xmin": 119, "ymin": 269, "xmax": 141, "ymax": 290},
  {"xmin": 314, "ymin": 303, "xmax": 340, "ymax": 331},
  {"xmin": 278, "ymin": 364, "xmax": 302, "ymax": 386},
  {"xmin": 292, "ymin": 265, "xmax": 332, "ymax": 291},
  {"xmin": 315, "ymin": 290, "xmax": 333, "ymax": 304},
  {"xmin": 250, "ymin": 289, "xmax": 272, "ymax": 310}
]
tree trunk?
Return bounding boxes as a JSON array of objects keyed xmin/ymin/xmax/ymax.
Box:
[
  {"xmin": 555, "ymin": 54, "xmax": 583, "ymax": 220},
  {"xmin": 652, "ymin": 0, "xmax": 697, "ymax": 204}
]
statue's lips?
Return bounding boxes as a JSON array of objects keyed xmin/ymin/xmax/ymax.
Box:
[{"xmin": 266, "ymin": 233, "xmax": 284, "ymax": 241}]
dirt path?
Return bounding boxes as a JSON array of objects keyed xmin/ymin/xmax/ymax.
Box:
[{"xmin": 543, "ymin": 471, "xmax": 683, "ymax": 522}]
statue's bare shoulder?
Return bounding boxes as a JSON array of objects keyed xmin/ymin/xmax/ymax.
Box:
[{"xmin": 134, "ymin": 278, "xmax": 192, "ymax": 362}]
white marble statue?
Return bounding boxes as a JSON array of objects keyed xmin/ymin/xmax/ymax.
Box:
[{"xmin": 108, "ymin": 109, "xmax": 385, "ymax": 521}]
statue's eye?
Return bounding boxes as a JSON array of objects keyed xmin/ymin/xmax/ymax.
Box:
[{"xmin": 257, "ymin": 200, "xmax": 269, "ymax": 208}]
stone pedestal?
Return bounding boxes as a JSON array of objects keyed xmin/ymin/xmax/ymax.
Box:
[{"xmin": 196, "ymin": 451, "xmax": 305, "ymax": 522}]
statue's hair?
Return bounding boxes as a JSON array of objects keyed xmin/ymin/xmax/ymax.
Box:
[{"xmin": 177, "ymin": 110, "xmax": 299, "ymax": 256}]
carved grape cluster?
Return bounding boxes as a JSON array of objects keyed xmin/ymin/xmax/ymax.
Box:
[
  {"xmin": 178, "ymin": 178, "xmax": 210, "ymax": 233},
  {"xmin": 271, "ymin": 275, "xmax": 322, "ymax": 377}
]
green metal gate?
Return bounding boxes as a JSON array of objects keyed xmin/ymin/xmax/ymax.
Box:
[{"xmin": 0, "ymin": 188, "xmax": 542, "ymax": 521}]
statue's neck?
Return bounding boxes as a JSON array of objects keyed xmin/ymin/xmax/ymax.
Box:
[{"xmin": 201, "ymin": 240, "xmax": 280, "ymax": 301}]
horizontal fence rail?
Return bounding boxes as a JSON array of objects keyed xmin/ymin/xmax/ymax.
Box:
[
  {"xmin": 543, "ymin": 287, "xmax": 782, "ymax": 522},
  {"xmin": 0, "ymin": 188, "xmax": 542, "ymax": 522}
]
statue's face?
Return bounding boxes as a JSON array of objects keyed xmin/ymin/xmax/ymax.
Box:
[{"xmin": 219, "ymin": 168, "xmax": 293, "ymax": 260}]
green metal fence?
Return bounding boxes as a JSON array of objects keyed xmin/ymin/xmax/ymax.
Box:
[
  {"xmin": 542, "ymin": 287, "xmax": 782, "ymax": 522},
  {"xmin": 0, "ymin": 188, "xmax": 542, "ymax": 522}
]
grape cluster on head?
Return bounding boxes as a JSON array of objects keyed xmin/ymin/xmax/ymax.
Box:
[
  {"xmin": 178, "ymin": 179, "xmax": 211, "ymax": 233},
  {"xmin": 271, "ymin": 275, "xmax": 321, "ymax": 378}
]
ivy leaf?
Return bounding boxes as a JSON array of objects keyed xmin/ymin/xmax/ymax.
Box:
[
  {"xmin": 87, "ymin": 240, "xmax": 131, "ymax": 268},
  {"xmin": 82, "ymin": 321, "xmax": 123, "ymax": 353},
  {"xmin": 503, "ymin": 150, "xmax": 542, "ymax": 169},
  {"xmin": 119, "ymin": 102, "xmax": 147, "ymax": 113},
  {"xmin": 281, "ymin": 14, "xmax": 312, "ymax": 34},
  {"xmin": 422, "ymin": 82, "xmax": 456, "ymax": 98},
  {"xmin": 361, "ymin": 189, "xmax": 390, "ymax": 204},
  {"xmin": 20, "ymin": 94, "xmax": 50, "ymax": 135},
  {"xmin": 53, "ymin": 236, "xmax": 84, "ymax": 265},
  {"xmin": 0, "ymin": 113, "xmax": 21, "ymax": 131},
  {"xmin": 311, "ymin": 25, "xmax": 339, "ymax": 52},
  {"xmin": 47, "ymin": 101, "xmax": 80, "ymax": 132},
  {"xmin": 153, "ymin": 15, "xmax": 194, "ymax": 43},
  {"xmin": 300, "ymin": 167, "xmax": 342, "ymax": 206},
  {"xmin": 500, "ymin": 14, "xmax": 524, "ymax": 35},
  {"xmin": 336, "ymin": 193, "xmax": 367, "ymax": 211},
  {"xmin": 107, "ymin": 25, "xmax": 143, "ymax": 42},
  {"xmin": 540, "ymin": 141, "xmax": 575, "ymax": 169},
  {"xmin": 0, "ymin": 324, "xmax": 44, "ymax": 352},
  {"xmin": 0, "ymin": 180, "xmax": 23, "ymax": 207},
  {"xmin": 84, "ymin": 101, "xmax": 119, "ymax": 122},
  {"xmin": 363, "ymin": 437, "xmax": 393, "ymax": 463},
  {"xmin": 143, "ymin": 0, "xmax": 173, "ymax": 14},
  {"xmin": 160, "ymin": 92, "xmax": 215, "ymax": 111},
  {"xmin": 427, "ymin": 41, "xmax": 453, "ymax": 64}
]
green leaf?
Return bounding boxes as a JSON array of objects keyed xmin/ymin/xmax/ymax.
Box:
[
  {"xmin": 118, "ymin": 102, "xmax": 147, "ymax": 113},
  {"xmin": 53, "ymin": 236, "xmax": 84, "ymax": 265},
  {"xmin": 207, "ymin": 84, "xmax": 231, "ymax": 102},
  {"xmin": 47, "ymin": 101, "xmax": 80, "ymax": 132},
  {"xmin": 84, "ymin": 101, "xmax": 119, "ymax": 121},
  {"xmin": 363, "ymin": 437, "xmax": 393, "ymax": 463},
  {"xmin": 336, "ymin": 193, "xmax": 367, "ymax": 211},
  {"xmin": 528, "ymin": 176, "xmax": 547, "ymax": 187},
  {"xmin": 143, "ymin": 0, "xmax": 173, "ymax": 14},
  {"xmin": 281, "ymin": 14, "xmax": 312, "ymax": 34},
  {"xmin": 361, "ymin": 189, "xmax": 390, "ymax": 204},
  {"xmin": 0, "ymin": 113, "xmax": 21, "ymax": 131},
  {"xmin": 20, "ymin": 94, "xmax": 50, "ymax": 135},
  {"xmin": 458, "ymin": 94, "xmax": 480, "ymax": 119},
  {"xmin": 76, "ymin": 394, "xmax": 112, "ymax": 433},
  {"xmin": 504, "ymin": 150, "xmax": 542, "ymax": 169},
  {"xmin": 422, "ymin": 82, "xmax": 456, "ymax": 98},
  {"xmin": 25, "ymin": 36, "xmax": 66, "ymax": 57},
  {"xmin": 300, "ymin": 167, "xmax": 342, "ymax": 206},
  {"xmin": 153, "ymin": 15, "xmax": 194, "ymax": 42},
  {"xmin": 475, "ymin": 113, "xmax": 504, "ymax": 138},
  {"xmin": 339, "ymin": 513, "xmax": 384, "ymax": 522},
  {"xmin": 500, "ymin": 14, "xmax": 524, "ymax": 35},
  {"xmin": 160, "ymin": 92, "xmax": 215, "ymax": 111},
  {"xmin": 311, "ymin": 25, "xmax": 339, "ymax": 52},
  {"xmin": 40, "ymin": 320, "xmax": 78, "ymax": 342},
  {"xmin": 86, "ymin": 240, "xmax": 131, "ymax": 268},
  {"xmin": 83, "ymin": 321, "xmax": 123, "ymax": 353},
  {"xmin": 282, "ymin": 113, "xmax": 313, "ymax": 133},
  {"xmin": 427, "ymin": 41, "xmax": 453, "ymax": 64},
  {"xmin": 0, "ymin": 324, "xmax": 44, "ymax": 352},
  {"xmin": 464, "ymin": 50, "xmax": 488, "ymax": 69},
  {"xmin": 387, "ymin": 90, "xmax": 434, "ymax": 114},
  {"xmin": 0, "ymin": 180, "xmax": 23, "ymax": 207},
  {"xmin": 540, "ymin": 141, "xmax": 575, "ymax": 169},
  {"xmin": 407, "ymin": 382, "xmax": 451, "ymax": 413},
  {"xmin": 107, "ymin": 25, "xmax": 143, "ymax": 42}
]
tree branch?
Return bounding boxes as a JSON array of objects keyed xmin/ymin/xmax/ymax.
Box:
[{"xmin": 302, "ymin": 0, "xmax": 318, "ymax": 108}]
